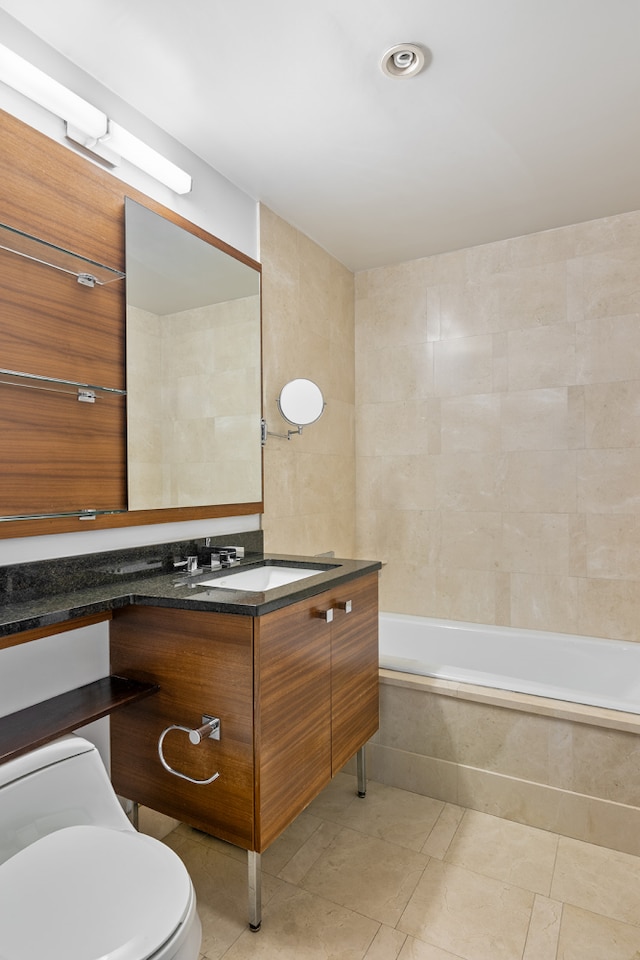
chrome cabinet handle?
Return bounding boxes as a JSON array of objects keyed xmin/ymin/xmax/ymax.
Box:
[
  {"xmin": 157, "ymin": 720, "xmax": 220, "ymax": 785},
  {"xmin": 313, "ymin": 608, "xmax": 334, "ymax": 622},
  {"xmin": 336, "ymin": 600, "xmax": 352, "ymax": 614}
]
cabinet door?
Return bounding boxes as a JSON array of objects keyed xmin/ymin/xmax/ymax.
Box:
[
  {"xmin": 254, "ymin": 597, "xmax": 333, "ymax": 851},
  {"xmin": 330, "ymin": 573, "xmax": 379, "ymax": 775},
  {"xmin": 110, "ymin": 605, "xmax": 254, "ymax": 848}
]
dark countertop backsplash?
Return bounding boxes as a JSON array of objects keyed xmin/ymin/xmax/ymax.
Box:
[
  {"xmin": 0, "ymin": 531, "xmax": 381, "ymax": 639},
  {"xmin": 0, "ymin": 531, "xmax": 264, "ymax": 607}
]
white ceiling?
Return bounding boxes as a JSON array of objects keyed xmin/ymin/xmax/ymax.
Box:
[{"xmin": 1, "ymin": 0, "xmax": 639, "ymax": 272}]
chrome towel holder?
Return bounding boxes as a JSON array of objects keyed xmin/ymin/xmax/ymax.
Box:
[{"xmin": 157, "ymin": 715, "xmax": 221, "ymax": 785}]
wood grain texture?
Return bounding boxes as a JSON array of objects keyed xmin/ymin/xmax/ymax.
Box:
[
  {"xmin": 0, "ymin": 613, "xmax": 112, "ymax": 652},
  {"xmin": 0, "ymin": 675, "xmax": 157, "ymax": 764},
  {"xmin": 330, "ymin": 573, "xmax": 380, "ymax": 774},
  {"xmin": 254, "ymin": 597, "xmax": 332, "ymax": 851},
  {"xmin": 1, "ymin": 383, "xmax": 126, "ymax": 514},
  {"xmin": 110, "ymin": 605, "xmax": 255, "ymax": 849},
  {"xmin": 0, "ymin": 108, "xmax": 263, "ymax": 536}
]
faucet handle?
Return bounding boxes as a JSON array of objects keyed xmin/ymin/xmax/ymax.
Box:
[{"xmin": 173, "ymin": 555, "xmax": 199, "ymax": 574}]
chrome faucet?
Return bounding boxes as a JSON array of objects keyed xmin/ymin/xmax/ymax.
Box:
[{"xmin": 173, "ymin": 555, "xmax": 199, "ymax": 574}]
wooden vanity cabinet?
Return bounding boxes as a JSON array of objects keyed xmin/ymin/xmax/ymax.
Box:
[
  {"xmin": 109, "ymin": 571, "xmax": 378, "ymax": 855},
  {"xmin": 329, "ymin": 574, "xmax": 380, "ymax": 776},
  {"xmin": 110, "ymin": 606, "xmax": 255, "ymax": 848}
]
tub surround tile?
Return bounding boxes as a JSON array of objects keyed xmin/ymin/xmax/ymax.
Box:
[
  {"xmin": 509, "ymin": 573, "xmax": 578, "ymax": 634},
  {"xmin": 368, "ymin": 742, "xmax": 458, "ymax": 805},
  {"xmin": 436, "ymin": 452, "xmax": 505, "ymax": 513},
  {"xmin": 577, "ymin": 576, "xmax": 640, "ymax": 642},
  {"xmin": 386, "ymin": 743, "xmax": 640, "ymax": 858},
  {"xmin": 501, "ymin": 513, "xmax": 571, "ymax": 575},
  {"xmin": 567, "ymin": 723, "xmax": 640, "ymax": 806},
  {"xmin": 380, "ymin": 672, "xmax": 640, "ymax": 734},
  {"xmin": 357, "ymin": 455, "xmax": 436, "ymax": 513},
  {"xmin": 577, "ymin": 312, "xmax": 640, "ymax": 383},
  {"xmin": 504, "ymin": 450, "xmax": 577, "ymax": 514},
  {"xmin": 434, "ymin": 567, "xmax": 497, "ymax": 624},
  {"xmin": 357, "ymin": 209, "xmax": 640, "ymax": 639},
  {"xmin": 440, "ymin": 394, "xmax": 501, "ymax": 453},
  {"xmin": 578, "ymin": 448, "xmax": 640, "ymax": 515},
  {"xmin": 357, "ymin": 341, "xmax": 434, "ymax": 404},
  {"xmin": 375, "ymin": 561, "xmax": 438, "ymax": 617},
  {"xmin": 584, "ymin": 380, "xmax": 640, "ymax": 449},
  {"xmin": 375, "ymin": 678, "xmax": 640, "ymax": 856},
  {"xmin": 585, "ymin": 514, "xmax": 640, "ymax": 580},
  {"xmin": 501, "ymin": 387, "xmax": 574, "ymax": 451},
  {"xmin": 506, "ymin": 322, "xmax": 576, "ymax": 391},
  {"xmin": 439, "ymin": 512, "xmax": 502, "ymax": 572}
]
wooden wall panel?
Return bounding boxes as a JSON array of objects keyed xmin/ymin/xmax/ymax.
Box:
[
  {"xmin": 0, "ymin": 108, "xmax": 263, "ymax": 535},
  {"xmin": 1, "ymin": 384, "xmax": 126, "ymax": 515},
  {"xmin": 0, "ymin": 249, "xmax": 125, "ymax": 389}
]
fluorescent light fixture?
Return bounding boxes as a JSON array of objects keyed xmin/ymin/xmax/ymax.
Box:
[
  {"xmin": 0, "ymin": 42, "xmax": 192, "ymax": 195},
  {"xmin": 103, "ymin": 122, "xmax": 192, "ymax": 195},
  {"xmin": 0, "ymin": 42, "xmax": 107, "ymax": 138}
]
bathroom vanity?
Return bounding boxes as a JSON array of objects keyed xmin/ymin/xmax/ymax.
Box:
[
  {"xmin": 0, "ymin": 542, "xmax": 380, "ymax": 930},
  {"xmin": 109, "ymin": 561, "xmax": 379, "ymax": 929},
  {"xmin": 109, "ymin": 571, "xmax": 378, "ymax": 851}
]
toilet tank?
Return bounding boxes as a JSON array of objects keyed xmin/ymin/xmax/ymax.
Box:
[{"xmin": 0, "ymin": 735, "xmax": 134, "ymax": 865}]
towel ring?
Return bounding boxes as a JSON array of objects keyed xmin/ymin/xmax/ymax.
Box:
[{"xmin": 157, "ymin": 723, "xmax": 220, "ymax": 785}]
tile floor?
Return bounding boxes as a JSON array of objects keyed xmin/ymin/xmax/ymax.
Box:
[{"xmin": 163, "ymin": 773, "xmax": 640, "ymax": 960}]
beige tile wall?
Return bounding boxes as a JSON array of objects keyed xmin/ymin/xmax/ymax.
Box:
[
  {"xmin": 355, "ymin": 210, "xmax": 640, "ymax": 640},
  {"xmin": 127, "ymin": 297, "xmax": 261, "ymax": 508},
  {"xmin": 260, "ymin": 205, "xmax": 357, "ymax": 558},
  {"xmin": 369, "ymin": 675, "xmax": 640, "ymax": 856}
]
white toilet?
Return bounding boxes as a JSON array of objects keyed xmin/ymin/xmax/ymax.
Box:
[{"xmin": 0, "ymin": 734, "xmax": 201, "ymax": 960}]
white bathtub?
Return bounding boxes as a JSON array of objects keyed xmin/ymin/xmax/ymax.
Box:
[{"xmin": 379, "ymin": 612, "xmax": 640, "ymax": 715}]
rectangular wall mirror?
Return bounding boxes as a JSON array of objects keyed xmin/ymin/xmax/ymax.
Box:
[{"xmin": 125, "ymin": 198, "xmax": 262, "ymax": 511}]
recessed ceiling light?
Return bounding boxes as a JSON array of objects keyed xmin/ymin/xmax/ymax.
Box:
[{"xmin": 380, "ymin": 43, "xmax": 427, "ymax": 79}]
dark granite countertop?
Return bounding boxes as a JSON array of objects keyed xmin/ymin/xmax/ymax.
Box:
[{"xmin": 0, "ymin": 548, "xmax": 381, "ymax": 640}]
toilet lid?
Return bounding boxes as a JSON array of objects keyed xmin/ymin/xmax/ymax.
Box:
[{"xmin": 0, "ymin": 825, "xmax": 193, "ymax": 960}]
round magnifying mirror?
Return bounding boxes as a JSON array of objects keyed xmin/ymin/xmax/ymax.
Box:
[{"xmin": 277, "ymin": 378, "xmax": 325, "ymax": 427}]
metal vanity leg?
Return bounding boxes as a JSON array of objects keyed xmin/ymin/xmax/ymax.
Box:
[
  {"xmin": 248, "ymin": 850, "xmax": 262, "ymax": 931},
  {"xmin": 356, "ymin": 745, "xmax": 367, "ymax": 798}
]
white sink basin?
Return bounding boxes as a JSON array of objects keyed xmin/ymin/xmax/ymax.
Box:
[{"xmin": 199, "ymin": 565, "xmax": 326, "ymax": 592}]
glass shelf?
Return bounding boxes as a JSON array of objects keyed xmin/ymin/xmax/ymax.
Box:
[
  {"xmin": 0, "ymin": 368, "xmax": 126, "ymax": 399},
  {"xmin": 0, "ymin": 509, "xmax": 127, "ymax": 522},
  {"xmin": 0, "ymin": 221, "xmax": 125, "ymax": 287}
]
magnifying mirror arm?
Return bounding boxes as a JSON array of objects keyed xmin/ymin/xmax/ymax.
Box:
[
  {"xmin": 260, "ymin": 419, "xmax": 303, "ymax": 445},
  {"xmin": 261, "ymin": 380, "xmax": 325, "ymax": 446}
]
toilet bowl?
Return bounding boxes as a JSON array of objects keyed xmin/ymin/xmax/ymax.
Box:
[{"xmin": 0, "ymin": 735, "xmax": 201, "ymax": 960}]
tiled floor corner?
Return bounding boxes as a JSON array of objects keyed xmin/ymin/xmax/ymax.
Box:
[{"xmin": 161, "ymin": 773, "xmax": 640, "ymax": 960}]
